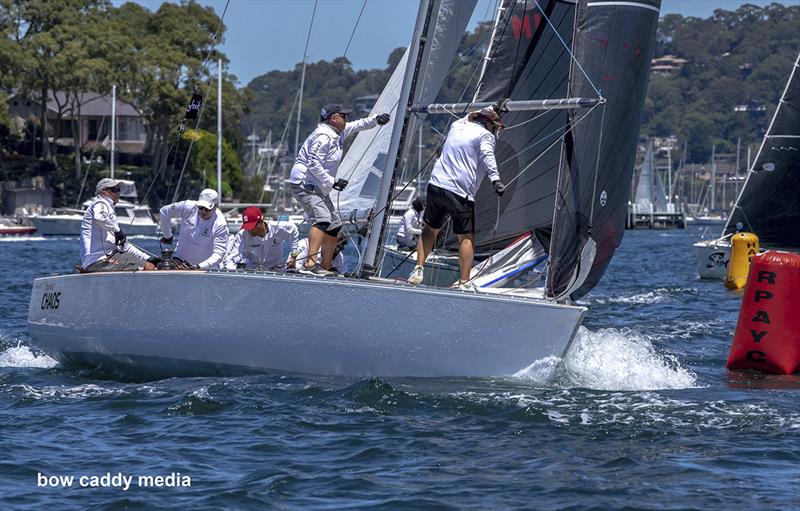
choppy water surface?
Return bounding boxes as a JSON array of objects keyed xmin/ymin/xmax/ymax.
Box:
[{"xmin": 2, "ymin": 229, "xmax": 798, "ymax": 510}]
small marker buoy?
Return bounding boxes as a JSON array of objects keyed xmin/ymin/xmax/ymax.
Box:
[{"xmin": 725, "ymin": 232, "xmax": 759, "ymax": 290}]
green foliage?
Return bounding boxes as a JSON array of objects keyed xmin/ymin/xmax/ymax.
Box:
[
  {"xmin": 178, "ymin": 128, "xmax": 242, "ymax": 200},
  {"xmin": 643, "ymin": 3, "xmax": 800, "ymax": 162}
]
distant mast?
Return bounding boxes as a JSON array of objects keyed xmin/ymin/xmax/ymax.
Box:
[
  {"xmin": 217, "ymin": 59, "xmax": 222, "ymax": 201},
  {"xmin": 111, "ymin": 85, "xmax": 116, "ymax": 179}
]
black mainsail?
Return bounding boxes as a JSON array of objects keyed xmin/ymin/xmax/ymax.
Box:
[
  {"xmin": 547, "ymin": 0, "xmax": 660, "ymax": 300},
  {"xmin": 467, "ymin": 0, "xmax": 660, "ymax": 299},
  {"xmin": 723, "ymin": 52, "xmax": 800, "ymax": 248},
  {"xmin": 471, "ymin": 0, "xmax": 577, "ymax": 250}
]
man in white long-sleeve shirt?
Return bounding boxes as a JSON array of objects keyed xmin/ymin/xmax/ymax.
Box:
[
  {"xmin": 290, "ymin": 102, "xmax": 390, "ymax": 275},
  {"xmin": 396, "ymin": 197, "xmax": 424, "ymax": 250},
  {"xmin": 81, "ymin": 178, "xmax": 155, "ymax": 272},
  {"xmin": 408, "ymin": 107, "xmax": 507, "ymax": 290},
  {"xmin": 159, "ymin": 188, "xmax": 228, "ymax": 269},
  {"xmin": 223, "ymin": 207, "xmax": 300, "ymax": 271}
]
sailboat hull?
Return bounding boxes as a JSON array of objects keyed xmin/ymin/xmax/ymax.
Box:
[
  {"xmin": 27, "ymin": 271, "xmax": 585, "ymax": 379},
  {"xmin": 693, "ymin": 239, "xmax": 730, "ymax": 279}
]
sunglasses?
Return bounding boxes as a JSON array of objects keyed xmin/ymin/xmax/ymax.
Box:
[
  {"xmin": 198, "ymin": 206, "xmax": 213, "ymax": 212},
  {"xmin": 106, "ymin": 187, "xmax": 121, "ymax": 193}
]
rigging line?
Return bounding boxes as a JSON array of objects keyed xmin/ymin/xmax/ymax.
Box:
[
  {"xmin": 259, "ymin": 88, "xmax": 301, "ymax": 203},
  {"xmin": 533, "ymin": 0, "xmax": 602, "ymax": 98},
  {"xmin": 495, "ymin": 112, "xmax": 577, "ymax": 167},
  {"xmin": 75, "ymin": 111, "xmax": 109, "ymax": 208},
  {"xmin": 587, "ymin": 104, "xmax": 606, "ymax": 224},
  {"xmin": 295, "ymin": 0, "xmax": 318, "ymax": 155},
  {"xmin": 166, "ymin": 0, "xmax": 232, "ymax": 202},
  {"xmin": 506, "ymin": 0, "xmax": 529, "ymax": 98},
  {"xmin": 342, "ymin": 0, "xmax": 368, "ymax": 59},
  {"xmin": 505, "ymin": 102, "xmax": 601, "ymax": 186}
]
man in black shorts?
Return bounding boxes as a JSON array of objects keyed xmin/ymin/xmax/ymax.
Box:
[{"xmin": 408, "ymin": 107, "xmax": 506, "ymax": 290}]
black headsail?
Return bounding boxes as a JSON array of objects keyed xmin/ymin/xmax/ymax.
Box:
[
  {"xmin": 470, "ymin": 0, "xmax": 578, "ymax": 251},
  {"xmin": 723, "ymin": 52, "xmax": 800, "ymax": 248},
  {"xmin": 546, "ymin": 0, "xmax": 660, "ymax": 300}
]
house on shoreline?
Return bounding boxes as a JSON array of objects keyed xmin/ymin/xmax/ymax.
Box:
[{"xmin": 7, "ymin": 91, "xmax": 146, "ymax": 156}]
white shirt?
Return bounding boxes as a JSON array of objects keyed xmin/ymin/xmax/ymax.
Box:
[
  {"xmin": 289, "ymin": 116, "xmax": 380, "ymax": 195},
  {"xmin": 396, "ymin": 208, "xmax": 423, "ymax": 243},
  {"xmin": 159, "ymin": 200, "xmax": 229, "ymax": 269},
  {"xmin": 428, "ymin": 115, "xmax": 500, "ymax": 201},
  {"xmin": 223, "ymin": 220, "xmax": 299, "ymax": 270},
  {"xmin": 80, "ymin": 195, "xmax": 149, "ymax": 268},
  {"xmin": 291, "ymin": 238, "xmax": 348, "ymax": 274}
]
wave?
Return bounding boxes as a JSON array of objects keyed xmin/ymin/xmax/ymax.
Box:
[
  {"xmin": 0, "ymin": 344, "xmax": 59, "ymax": 369},
  {"xmin": 513, "ymin": 327, "xmax": 697, "ymax": 391}
]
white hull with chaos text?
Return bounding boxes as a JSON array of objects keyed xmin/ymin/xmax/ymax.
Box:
[{"xmin": 28, "ymin": 270, "xmax": 586, "ymax": 379}]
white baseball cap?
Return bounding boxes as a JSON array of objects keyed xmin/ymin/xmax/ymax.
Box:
[
  {"xmin": 197, "ymin": 188, "xmax": 219, "ymax": 209},
  {"xmin": 96, "ymin": 178, "xmax": 122, "ymax": 194}
]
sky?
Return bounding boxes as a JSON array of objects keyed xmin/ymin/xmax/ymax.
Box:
[{"xmin": 117, "ymin": 0, "xmax": 794, "ymax": 86}]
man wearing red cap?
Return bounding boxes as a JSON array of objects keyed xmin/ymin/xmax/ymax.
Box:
[
  {"xmin": 408, "ymin": 106, "xmax": 506, "ymax": 290},
  {"xmin": 223, "ymin": 207, "xmax": 300, "ymax": 271}
]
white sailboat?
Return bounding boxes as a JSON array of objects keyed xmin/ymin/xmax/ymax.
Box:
[
  {"xmin": 694, "ymin": 52, "xmax": 800, "ymax": 279},
  {"xmin": 27, "ymin": 0, "xmax": 660, "ymax": 379}
]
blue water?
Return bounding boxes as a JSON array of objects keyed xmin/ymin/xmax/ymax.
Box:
[{"xmin": 2, "ymin": 229, "xmax": 799, "ymax": 510}]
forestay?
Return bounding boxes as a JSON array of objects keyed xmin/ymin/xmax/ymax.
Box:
[{"xmin": 723, "ymin": 52, "xmax": 800, "ymax": 248}]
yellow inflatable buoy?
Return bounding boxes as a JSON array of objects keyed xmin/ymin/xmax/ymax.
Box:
[{"xmin": 725, "ymin": 232, "xmax": 759, "ymax": 289}]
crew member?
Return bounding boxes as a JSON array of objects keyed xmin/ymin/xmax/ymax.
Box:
[
  {"xmin": 292, "ymin": 235, "xmax": 349, "ymax": 275},
  {"xmin": 396, "ymin": 197, "xmax": 424, "ymax": 250},
  {"xmin": 80, "ymin": 178, "xmax": 156, "ymax": 272},
  {"xmin": 159, "ymin": 188, "xmax": 228, "ymax": 269},
  {"xmin": 290, "ymin": 102, "xmax": 390, "ymax": 275},
  {"xmin": 408, "ymin": 106, "xmax": 506, "ymax": 290},
  {"xmin": 223, "ymin": 207, "xmax": 300, "ymax": 271}
]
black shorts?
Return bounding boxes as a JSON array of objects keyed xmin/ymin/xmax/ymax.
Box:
[{"xmin": 423, "ymin": 184, "xmax": 474, "ymax": 235}]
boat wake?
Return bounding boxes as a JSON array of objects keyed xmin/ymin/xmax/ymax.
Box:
[
  {"xmin": 587, "ymin": 286, "xmax": 699, "ymax": 305},
  {"xmin": 514, "ymin": 327, "xmax": 697, "ymax": 391},
  {"xmin": 0, "ymin": 343, "xmax": 58, "ymax": 369}
]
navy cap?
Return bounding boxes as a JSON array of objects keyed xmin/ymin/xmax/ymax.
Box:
[{"xmin": 320, "ymin": 103, "xmax": 353, "ymax": 121}]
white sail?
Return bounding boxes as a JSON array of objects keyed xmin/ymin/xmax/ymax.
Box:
[
  {"xmin": 634, "ymin": 141, "xmax": 657, "ymax": 213},
  {"xmin": 330, "ymin": 50, "xmax": 409, "ymax": 213},
  {"xmin": 331, "ymin": 0, "xmax": 477, "ymax": 217}
]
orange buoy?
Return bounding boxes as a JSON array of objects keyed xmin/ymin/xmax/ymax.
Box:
[
  {"xmin": 727, "ymin": 250, "xmax": 800, "ymax": 374},
  {"xmin": 725, "ymin": 232, "xmax": 759, "ymax": 290}
]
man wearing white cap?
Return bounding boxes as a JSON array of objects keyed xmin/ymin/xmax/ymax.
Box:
[
  {"xmin": 408, "ymin": 106, "xmax": 506, "ymax": 291},
  {"xmin": 80, "ymin": 178, "xmax": 156, "ymax": 272},
  {"xmin": 222, "ymin": 207, "xmax": 300, "ymax": 271},
  {"xmin": 159, "ymin": 188, "xmax": 228, "ymax": 269},
  {"xmin": 290, "ymin": 102, "xmax": 391, "ymax": 275}
]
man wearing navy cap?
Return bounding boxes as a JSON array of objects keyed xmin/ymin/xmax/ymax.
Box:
[{"xmin": 289, "ymin": 102, "xmax": 390, "ymax": 275}]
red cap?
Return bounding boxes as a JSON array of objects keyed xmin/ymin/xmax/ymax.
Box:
[{"xmin": 241, "ymin": 207, "xmax": 263, "ymax": 230}]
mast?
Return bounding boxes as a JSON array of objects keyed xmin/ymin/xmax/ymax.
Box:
[
  {"xmin": 110, "ymin": 85, "xmax": 116, "ymax": 179},
  {"xmin": 361, "ymin": 0, "xmax": 435, "ymax": 275},
  {"xmin": 217, "ymin": 59, "xmax": 222, "ymax": 201},
  {"xmin": 710, "ymin": 144, "xmax": 716, "ymax": 213}
]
